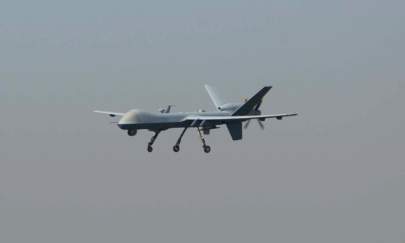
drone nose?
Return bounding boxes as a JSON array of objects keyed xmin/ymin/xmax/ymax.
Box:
[
  {"xmin": 117, "ymin": 117, "xmax": 127, "ymax": 129},
  {"xmin": 118, "ymin": 117, "xmax": 125, "ymax": 125},
  {"xmin": 117, "ymin": 111, "xmax": 136, "ymax": 128}
]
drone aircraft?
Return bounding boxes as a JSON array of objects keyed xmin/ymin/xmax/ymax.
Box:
[{"xmin": 95, "ymin": 85, "xmax": 297, "ymax": 153}]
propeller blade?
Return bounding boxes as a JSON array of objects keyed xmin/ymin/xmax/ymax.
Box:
[
  {"xmin": 258, "ymin": 120, "xmax": 265, "ymax": 130},
  {"xmin": 244, "ymin": 120, "xmax": 251, "ymax": 129}
]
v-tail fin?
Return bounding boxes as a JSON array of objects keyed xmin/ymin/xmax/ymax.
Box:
[
  {"xmin": 232, "ymin": 86, "xmax": 272, "ymax": 116},
  {"xmin": 205, "ymin": 84, "xmax": 225, "ymax": 111}
]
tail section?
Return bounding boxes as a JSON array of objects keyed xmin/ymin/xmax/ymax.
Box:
[
  {"xmin": 226, "ymin": 122, "xmax": 243, "ymax": 140},
  {"xmin": 204, "ymin": 84, "xmax": 273, "ymax": 140},
  {"xmin": 205, "ymin": 85, "xmax": 225, "ymax": 111},
  {"xmin": 232, "ymin": 86, "xmax": 272, "ymax": 116}
]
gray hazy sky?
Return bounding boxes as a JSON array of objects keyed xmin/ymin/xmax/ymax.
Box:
[{"xmin": 1, "ymin": 0, "xmax": 404, "ymax": 242}]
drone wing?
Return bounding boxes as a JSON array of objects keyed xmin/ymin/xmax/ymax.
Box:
[
  {"xmin": 184, "ymin": 113, "xmax": 298, "ymax": 122},
  {"xmin": 184, "ymin": 113, "xmax": 297, "ymax": 141},
  {"xmin": 94, "ymin": 110, "xmax": 125, "ymax": 117},
  {"xmin": 205, "ymin": 84, "xmax": 226, "ymax": 111}
]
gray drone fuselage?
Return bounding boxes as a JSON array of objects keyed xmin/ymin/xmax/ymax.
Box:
[{"xmin": 117, "ymin": 109, "xmax": 236, "ymax": 132}]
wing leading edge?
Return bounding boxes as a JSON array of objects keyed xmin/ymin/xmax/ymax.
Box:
[{"xmin": 184, "ymin": 113, "xmax": 298, "ymax": 122}]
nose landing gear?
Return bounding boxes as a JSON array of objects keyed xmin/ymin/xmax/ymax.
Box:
[
  {"xmin": 147, "ymin": 131, "xmax": 160, "ymax": 152},
  {"xmin": 173, "ymin": 126, "xmax": 189, "ymax": 152}
]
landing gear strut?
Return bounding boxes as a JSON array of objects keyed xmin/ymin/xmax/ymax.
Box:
[
  {"xmin": 173, "ymin": 126, "xmax": 189, "ymax": 152},
  {"xmin": 197, "ymin": 127, "xmax": 211, "ymax": 153},
  {"xmin": 147, "ymin": 131, "xmax": 160, "ymax": 152}
]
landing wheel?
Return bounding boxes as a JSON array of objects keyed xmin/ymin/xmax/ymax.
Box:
[
  {"xmin": 173, "ymin": 145, "xmax": 180, "ymax": 152},
  {"xmin": 147, "ymin": 145, "xmax": 153, "ymax": 152},
  {"xmin": 127, "ymin": 129, "xmax": 137, "ymax": 136},
  {"xmin": 203, "ymin": 145, "xmax": 211, "ymax": 153}
]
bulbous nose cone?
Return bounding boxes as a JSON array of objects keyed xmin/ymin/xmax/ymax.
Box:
[{"xmin": 118, "ymin": 109, "xmax": 140, "ymax": 128}]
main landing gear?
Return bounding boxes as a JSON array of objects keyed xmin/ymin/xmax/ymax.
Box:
[
  {"xmin": 147, "ymin": 131, "xmax": 160, "ymax": 152},
  {"xmin": 143, "ymin": 127, "xmax": 211, "ymax": 153},
  {"xmin": 197, "ymin": 127, "xmax": 211, "ymax": 154},
  {"xmin": 173, "ymin": 126, "xmax": 188, "ymax": 152},
  {"xmin": 171, "ymin": 127, "xmax": 211, "ymax": 153}
]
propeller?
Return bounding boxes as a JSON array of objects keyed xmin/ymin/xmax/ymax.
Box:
[
  {"xmin": 243, "ymin": 98, "xmax": 265, "ymax": 130},
  {"xmin": 244, "ymin": 118, "xmax": 265, "ymax": 130}
]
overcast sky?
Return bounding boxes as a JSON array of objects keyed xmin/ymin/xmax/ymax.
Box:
[{"xmin": 1, "ymin": 0, "xmax": 404, "ymax": 242}]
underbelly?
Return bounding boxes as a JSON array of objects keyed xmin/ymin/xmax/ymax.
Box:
[{"xmin": 118, "ymin": 122, "xmax": 188, "ymax": 131}]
